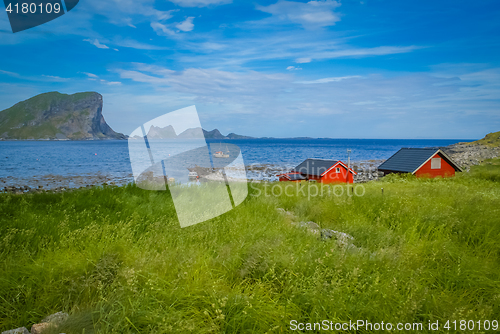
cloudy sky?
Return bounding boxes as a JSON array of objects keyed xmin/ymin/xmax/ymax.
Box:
[{"xmin": 0, "ymin": 0, "xmax": 499, "ymax": 139}]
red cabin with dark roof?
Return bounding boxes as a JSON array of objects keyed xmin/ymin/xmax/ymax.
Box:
[
  {"xmin": 277, "ymin": 159, "xmax": 357, "ymax": 184},
  {"xmin": 378, "ymin": 148, "xmax": 462, "ymax": 178}
]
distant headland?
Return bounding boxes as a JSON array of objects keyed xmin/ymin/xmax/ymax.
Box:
[{"xmin": 0, "ymin": 92, "xmax": 126, "ymax": 140}]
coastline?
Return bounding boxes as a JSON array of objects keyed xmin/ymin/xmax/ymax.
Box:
[{"xmin": 1, "ymin": 140, "xmax": 498, "ymax": 194}]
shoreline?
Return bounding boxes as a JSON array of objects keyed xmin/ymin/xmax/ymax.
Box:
[
  {"xmin": 1, "ymin": 142, "xmax": 498, "ymax": 194},
  {"xmin": 1, "ymin": 160, "xmax": 384, "ymax": 194}
]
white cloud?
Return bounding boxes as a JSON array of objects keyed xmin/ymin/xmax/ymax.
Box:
[
  {"xmin": 176, "ymin": 17, "xmax": 195, "ymax": 32},
  {"xmin": 82, "ymin": 72, "xmax": 121, "ymax": 85},
  {"xmin": 0, "ymin": 70, "xmax": 68, "ymax": 82},
  {"xmin": 116, "ymin": 63, "xmax": 292, "ymax": 105},
  {"xmin": 82, "ymin": 72, "xmax": 99, "ymax": 78},
  {"xmin": 169, "ymin": 0, "xmax": 231, "ymax": 7},
  {"xmin": 290, "ymin": 46, "xmax": 422, "ymax": 64},
  {"xmin": 312, "ymin": 46, "xmax": 423, "ymax": 60},
  {"xmin": 173, "ymin": 29, "xmax": 420, "ymax": 69},
  {"xmin": 151, "ymin": 22, "xmax": 175, "ymax": 36},
  {"xmin": 257, "ymin": 0, "xmax": 341, "ymax": 29},
  {"xmin": 295, "ymin": 75, "xmax": 362, "ymax": 84},
  {"xmin": 287, "ymin": 66, "xmax": 302, "ymax": 71},
  {"xmin": 0, "ymin": 69, "xmax": 20, "ymax": 77},
  {"xmin": 295, "ymin": 57, "xmax": 312, "ymax": 63},
  {"xmin": 41, "ymin": 75, "xmax": 69, "ymax": 82},
  {"xmin": 85, "ymin": 0, "xmax": 175, "ymax": 27},
  {"xmin": 83, "ymin": 38, "xmax": 110, "ymax": 49},
  {"xmin": 112, "ymin": 38, "xmax": 169, "ymax": 50}
]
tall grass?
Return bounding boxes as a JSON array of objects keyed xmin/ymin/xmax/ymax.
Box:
[{"xmin": 0, "ymin": 162, "xmax": 499, "ymax": 333}]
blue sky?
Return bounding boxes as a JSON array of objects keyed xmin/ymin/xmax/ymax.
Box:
[{"xmin": 0, "ymin": 0, "xmax": 499, "ymax": 139}]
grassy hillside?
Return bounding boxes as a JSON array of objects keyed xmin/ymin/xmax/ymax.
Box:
[
  {"xmin": 469, "ymin": 130, "xmax": 500, "ymax": 147},
  {"xmin": 0, "ymin": 164, "xmax": 499, "ymax": 333},
  {"xmin": 0, "ymin": 92, "xmax": 104, "ymax": 140}
]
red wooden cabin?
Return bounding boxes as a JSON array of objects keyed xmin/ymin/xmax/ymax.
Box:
[
  {"xmin": 277, "ymin": 159, "xmax": 357, "ymax": 184},
  {"xmin": 378, "ymin": 148, "xmax": 462, "ymax": 178}
]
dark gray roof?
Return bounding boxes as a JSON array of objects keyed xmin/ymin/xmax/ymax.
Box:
[
  {"xmin": 292, "ymin": 159, "xmax": 339, "ymax": 176},
  {"xmin": 378, "ymin": 148, "xmax": 461, "ymax": 173},
  {"xmin": 287, "ymin": 173, "xmax": 306, "ymax": 181}
]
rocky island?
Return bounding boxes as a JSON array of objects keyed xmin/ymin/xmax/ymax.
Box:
[{"xmin": 0, "ymin": 91, "xmax": 126, "ymax": 140}]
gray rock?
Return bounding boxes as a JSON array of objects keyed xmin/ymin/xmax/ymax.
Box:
[
  {"xmin": 442, "ymin": 143, "xmax": 499, "ymax": 170},
  {"xmin": 321, "ymin": 229, "xmax": 355, "ymax": 248},
  {"xmin": 30, "ymin": 323, "xmax": 51, "ymax": 334},
  {"xmin": 276, "ymin": 208, "xmax": 297, "ymax": 220},
  {"xmin": 41, "ymin": 311, "xmax": 69, "ymax": 324},
  {"xmin": 1, "ymin": 327, "xmax": 29, "ymax": 334},
  {"xmin": 299, "ymin": 221, "xmax": 320, "ymax": 230},
  {"xmin": 30, "ymin": 312, "xmax": 69, "ymax": 334},
  {"xmin": 320, "ymin": 229, "xmax": 335, "ymax": 239}
]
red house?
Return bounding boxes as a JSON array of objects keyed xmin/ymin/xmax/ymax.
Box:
[
  {"xmin": 277, "ymin": 159, "xmax": 357, "ymax": 184},
  {"xmin": 277, "ymin": 172, "xmax": 306, "ymax": 182},
  {"xmin": 378, "ymin": 148, "xmax": 462, "ymax": 178}
]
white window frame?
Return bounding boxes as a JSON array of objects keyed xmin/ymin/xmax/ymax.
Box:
[
  {"xmin": 431, "ymin": 158, "xmax": 441, "ymax": 169},
  {"xmin": 336, "ymin": 167, "xmax": 340, "ymax": 173}
]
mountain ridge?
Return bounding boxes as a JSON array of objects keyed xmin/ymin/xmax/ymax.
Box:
[{"xmin": 0, "ymin": 91, "xmax": 126, "ymax": 140}]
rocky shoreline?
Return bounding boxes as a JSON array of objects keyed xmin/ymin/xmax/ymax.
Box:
[
  {"xmin": 441, "ymin": 143, "xmax": 500, "ymax": 171},
  {"xmin": 1, "ymin": 142, "xmax": 498, "ymax": 194},
  {"xmin": 0, "ymin": 173, "xmax": 133, "ymax": 194}
]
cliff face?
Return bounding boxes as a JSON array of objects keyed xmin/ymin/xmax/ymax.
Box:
[{"xmin": 0, "ymin": 92, "xmax": 126, "ymax": 140}]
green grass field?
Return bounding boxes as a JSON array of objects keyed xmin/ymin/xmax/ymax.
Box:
[{"xmin": 1, "ymin": 161, "xmax": 500, "ymax": 333}]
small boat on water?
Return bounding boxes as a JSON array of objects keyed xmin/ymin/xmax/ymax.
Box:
[
  {"xmin": 213, "ymin": 144, "xmax": 230, "ymax": 158},
  {"xmin": 188, "ymin": 171, "xmax": 198, "ymax": 179},
  {"xmin": 213, "ymin": 151, "xmax": 230, "ymax": 158}
]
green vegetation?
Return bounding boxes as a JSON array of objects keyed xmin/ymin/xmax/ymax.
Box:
[
  {"xmin": 0, "ymin": 92, "xmax": 98, "ymax": 139},
  {"xmin": 467, "ymin": 157, "xmax": 500, "ymax": 182},
  {"xmin": 1, "ymin": 163, "xmax": 500, "ymax": 333},
  {"xmin": 469, "ymin": 130, "xmax": 500, "ymax": 147}
]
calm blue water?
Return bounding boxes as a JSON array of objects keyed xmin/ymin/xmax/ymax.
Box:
[{"xmin": 0, "ymin": 138, "xmax": 470, "ymax": 186}]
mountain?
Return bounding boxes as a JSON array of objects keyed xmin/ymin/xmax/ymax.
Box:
[
  {"xmin": 202, "ymin": 129, "xmax": 254, "ymax": 139},
  {"xmin": 177, "ymin": 127, "xmax": 204, "ymax": 139},
  {"xmin": 147, "ymin": 125, "xmax": 176, "ymax": 139},
  {"xmin": 0, "ymin": 92, "xmax": 126, "ymax": 140},
  {"xmin": 226, "ymin": 132, "xmax": 254, "ymax": 139},
  {"xmin": 202, "ymin": 129, "xmax": 227, "ymax": 139}
]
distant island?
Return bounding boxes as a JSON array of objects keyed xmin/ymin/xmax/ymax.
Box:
[{"xmin": 138, "ymin": 125, "xmax": 254, "ymax": 140}]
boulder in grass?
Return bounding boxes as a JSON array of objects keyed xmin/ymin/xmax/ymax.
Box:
[
  {"xmin": 30, "ymin": 323, "xmax": 52, "ymax": 334},
  {"xmin": 41, "ymin": 312, "xmax": 69, "ymax": 324},
  {"xmin": 1, "ymin": 328, "xmax": 29, "ymax": 334},
  {"xmin": 298, "ymin": 221, "xmax": 320, "ymax": 231},
  {"xmin": 31, "ymin": 312, "xmax": 69, "ymax": 334},
  {"xmin": 321, "ymin": 229, "xmax": 357, "ymax": 251},
  {"xmin": 294, "ymin": 221, "xmax": 320, "ymax": 235}
]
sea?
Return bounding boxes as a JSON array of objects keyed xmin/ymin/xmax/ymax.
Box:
[{"xmin": 0, "ymin": 138, "xmax": 471, "ymax": 189}]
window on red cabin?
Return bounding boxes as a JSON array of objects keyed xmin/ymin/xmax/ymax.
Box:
[
  {"xmin": 431, "ymin": 158, "xmax": 441, "ymax": 169},
  {"xmin": 336, "ymin": 167, "xmax": 340, "ymax": 173}
]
